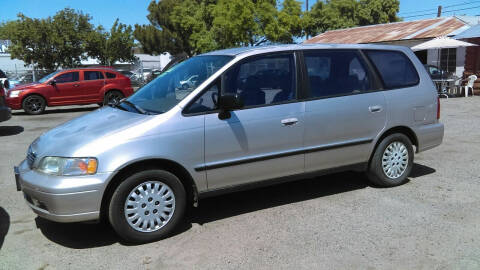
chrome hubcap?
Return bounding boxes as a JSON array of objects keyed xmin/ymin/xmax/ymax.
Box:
[
  {"xmin": 382, "ymin": 141, "xmax": 409, "ymax": 179},
  {"xmin": 124, "ymin": 181, "xmax": 175, "ymax": 233}
]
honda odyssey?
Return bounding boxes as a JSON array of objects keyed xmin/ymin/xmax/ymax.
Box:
[{"xmin": 14, "ymin": 44, "xmax": 444, "ymax": 243}]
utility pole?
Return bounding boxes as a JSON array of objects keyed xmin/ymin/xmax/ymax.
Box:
[
  {"xmin": 437, "ymin": 5, "xmax": 442, "ymax": 17},
  {"xmin": 306, "ymin": 0, "xmax": 309, "ymax": 11}
]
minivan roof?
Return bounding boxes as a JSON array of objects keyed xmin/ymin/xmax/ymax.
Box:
[{"xmin": 201, "ymin": 43, "xmax": 411, "ymax": 57}]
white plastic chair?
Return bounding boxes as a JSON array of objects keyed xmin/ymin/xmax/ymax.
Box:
[{"xmin": 465, "ymin": 75, "xmax": 477, "ymax": 97}]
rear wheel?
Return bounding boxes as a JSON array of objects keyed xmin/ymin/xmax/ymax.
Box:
[
  {"xmin": 367, "ymin": 133, "xmax": 414, "ymax": 187},
  {"xmin": 108, "ymin": 169, "xmax": 186, "ymax": 243},
  {"xmin": 103, "ymin": 91, "xmax": 124, "ymax": 105},
  {"xmin": 22, "ymin": 95, "xmax": 46, "ymax": 115}
]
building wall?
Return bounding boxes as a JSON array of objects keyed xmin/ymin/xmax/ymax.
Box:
[{"xmin": 0, "ymin": 54, "xmax": 27, "ymax": 74}]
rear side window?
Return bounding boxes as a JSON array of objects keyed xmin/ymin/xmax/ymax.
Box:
[
  {"xmin": 365, "ymin": 50, "xmax": 419, "ymax": 89},
  {"xmin": 106, "ymin": 72, "xmax": 116, "ymax": 79},
  {"xmin": 304, "ymin": 50, "xmax": 372, "ymax": 98},
  {"xmin": 84, "ymin": 71, "xmax": 105, "ymax": 80}
]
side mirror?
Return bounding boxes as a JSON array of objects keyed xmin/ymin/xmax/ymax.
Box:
[
  {"xmin": 217, "ymin": 93, "xmax": 243, "ymax": 120},
  {"xmin": 49, "ymin": 80, "xmax": 57, "ymax": 86}
]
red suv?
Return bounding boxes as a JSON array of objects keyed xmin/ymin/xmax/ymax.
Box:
[{"xmin": 6, "ymin": 68, "xmax": 133, "ymax": 114}]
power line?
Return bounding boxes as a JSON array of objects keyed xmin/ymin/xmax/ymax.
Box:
[
  {"xmin": 399, "ymin": 0, "xmax": 480, "ymax": 15},
  {"xmin": 444, "ymin": 0, "xmax": 480, "ymax": 8},
  {"xmin": 401, "ymin": 4, "xmax": 480, "ymax": 18}
]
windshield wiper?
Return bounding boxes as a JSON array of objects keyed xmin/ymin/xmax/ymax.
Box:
[{"xmin": 119, "ymin": 99, "xmax": 151, "ymax": 115}]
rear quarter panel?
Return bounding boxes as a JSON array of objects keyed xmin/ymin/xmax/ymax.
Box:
[
  {"xmin": 379, "ymin": 47, "xmax": 442, "ymax": 152},
  {"xmin": 103, "ymin": 75, "xmax": 133, "ymax": 97}
]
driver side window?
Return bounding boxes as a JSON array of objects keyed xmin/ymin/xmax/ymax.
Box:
[
  {"xmin": 223, "ymin": 53, "xmax": 296, "ymax": 107},
  {"xmin": 55, "ymin": 72, "xmax": 79, "ymax": 83},
  {"xmin": 184, "ymin": 79, "xmax": 220, "ymax": 114}
]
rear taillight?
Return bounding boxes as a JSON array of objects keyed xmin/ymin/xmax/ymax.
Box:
[{"xmin": 437, "ymin": 97, "xmax": 440, "ymax": 120}]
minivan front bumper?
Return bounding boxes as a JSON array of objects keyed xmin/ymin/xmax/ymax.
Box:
[{"xmin": 15, "ymin": 160, "xmax": 110, "ymax": 223}]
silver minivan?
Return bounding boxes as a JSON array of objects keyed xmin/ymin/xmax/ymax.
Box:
[{"xmin": 14, "ymin": 44, "xmax": 444, "ymax": 243}]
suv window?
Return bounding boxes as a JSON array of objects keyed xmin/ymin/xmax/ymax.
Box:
[
  {"xmin": 84, "ymin": 71, "xmax": 105, "ymax": 80},
  {"xmin": 106, "ymin": 72, "xmax": 116, "ymax": 79},
  {"xmin": 55, "ymin": 72, "xmax": 79, "ymax": 83},
  {"xmin": 365, "ymin": 50, "xmax": 419, "ymax": 89},
  {"xmin": 304, "ymin": 50, "xmax": 371, "ymax": 98},
  {"xmin": 223, "ymin": 54, "xmax": 296, "ymax": 107}
]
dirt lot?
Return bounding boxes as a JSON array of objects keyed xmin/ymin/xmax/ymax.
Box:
[{"xmin": 1, "ymin": 98, "xmax": 479, "ymax": 270}]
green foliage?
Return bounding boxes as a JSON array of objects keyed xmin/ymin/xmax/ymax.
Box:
[
  {"xmin": 0, "ymin": 1, "xmax": 401, "ymax": 68},
  {"xmin": 86, "ymin": 19, "xmax": 136, "ymax": 66},
  {"xmin": 304, "ymin": 0, "xmax": 400, "ymax": 37},
  {"xmin": 0, "ymin": 8, "xmax": 135, "ymax": 70},
  {"xmin": 134, "ymin": 0, "xmax": 216, "ymax": 57},
  {"xmin": 135, "ymin": 0, "xmax": 304, "ymax": 56},
  {"xmin": 0, "ymin": 16, "xmax": 58, "ymax": 71}
]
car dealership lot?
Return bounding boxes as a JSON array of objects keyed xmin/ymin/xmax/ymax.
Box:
[{"xmin": 1, "ymin": 99, "xmax": 480, "ymax": 270}]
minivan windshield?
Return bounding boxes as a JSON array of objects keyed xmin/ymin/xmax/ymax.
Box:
[{"xmin": 127, "ymin": 55, "xmax": 233, "ymax": 114}]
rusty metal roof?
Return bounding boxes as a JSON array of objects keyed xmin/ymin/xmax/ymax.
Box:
[{"xmin": 305, "ymin": 17, "xmax": 468, "ymax": 44}]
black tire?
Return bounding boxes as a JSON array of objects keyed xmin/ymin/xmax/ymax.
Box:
[
  {"xmin": 22, "ymin": 95, "xmax": 46, "ymax": 115},
  {"xmin": 103, "ymin": 90, "xmax": 124, "ymax": 105},
  {"xmin": 108, "ymin": 169, "xmax": 186, "ymax": 243},
  {"xmin": 367, "ymin": 133, "xmax": 414, "ymax": 187}
]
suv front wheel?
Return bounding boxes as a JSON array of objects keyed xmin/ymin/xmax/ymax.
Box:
[
  {"xmin": 22, "ymin": 95, "xmax": 46, "ymax": 115},
  {"xmin": 108, "ymin": 169, "xmax": 186, "ymax": 243},
  {"xmin": 367, "ymin": 133, "xmax": 414, "ymax": 187}
]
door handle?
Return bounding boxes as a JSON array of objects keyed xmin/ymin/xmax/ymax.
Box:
[
  {"xmin": 281, "ymin": 118, "xmax": 298, "ymax": 126},
  {"xmin": 369, "ymin": 105, "xmax": 383, "ymax": 113},
  {"xmin": 73, "ymin": 84, "xmax": 80, "ymax": 87}
]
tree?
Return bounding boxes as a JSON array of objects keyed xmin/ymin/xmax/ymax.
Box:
[
  {"xmin": 304, "ymin": 0, "xmax": 400, "ymax": 37},
  {"xmin": 50, "ymin": 8, "xmax": 94, "ymax": 68},
  {"xmin": 0, "ymin": 8, "xmax": 94, "ymax": 71},
  {"xmin": 86, "ymin": 19, "xmax": 136, "ymax": 66},
  {"xmin": 212, "ymin": 0, "xmax": 303, "ymax": 46},
  {"xmin": 134, "ymin": 0, "xmax": 216, "ymax": 57}
]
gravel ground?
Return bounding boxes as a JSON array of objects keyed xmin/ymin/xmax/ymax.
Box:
[{"xmin": 0, "ymin": 98, "xmax": 479, "ymax": 270}]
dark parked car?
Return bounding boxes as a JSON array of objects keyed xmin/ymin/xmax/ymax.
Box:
[
  {"xmin": 0, "ymin": 83, "xmax": 12, "ymax": 122},
  {"xmin": 6, "ymin": 68, "xmax": 134, "ymax": 114},
  {"xmin": 424, "ymin": 65, "xmax": 449, "ymax": 80}
]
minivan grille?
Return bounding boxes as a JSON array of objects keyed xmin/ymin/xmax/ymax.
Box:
[{"xmin": 26, "ymin": 148, "xmax": 37, "ymax": 168}]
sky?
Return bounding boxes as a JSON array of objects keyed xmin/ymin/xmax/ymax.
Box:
[{"xmin": 1, "ymin": 0, "xmax": 480, "ymax": 29}]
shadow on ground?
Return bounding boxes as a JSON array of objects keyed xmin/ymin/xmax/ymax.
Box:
[
  {"xmin": 12, "ymin": 106, "xmax": 97, "ymax": 116},
  {"xmin": 409, "ymin": 163, "xmax": 436, "ymax": 178},
  {"xmin": 34, "ymin": 163, "xmax": 436, "ymax": 248},
  {"xmin": 0, "ymin": 126, "xmax": 24, "ymax": 136},
  {"xmin": 0, "ymin": 207, "xmax": 10, "ymax": 250}
]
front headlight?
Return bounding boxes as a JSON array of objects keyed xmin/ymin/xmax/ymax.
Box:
[
  {"xmin": 37, "ymin": 157, "xmax": 98, "ymax": 176},
  {"xmin": 9, "ymin": 90, "xmax": 22, "ymax": 98}
]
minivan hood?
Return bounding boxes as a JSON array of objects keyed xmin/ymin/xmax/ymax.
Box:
[{"xmin": 32, "ymin": 106, "xmax": 151, "ymax": 157}]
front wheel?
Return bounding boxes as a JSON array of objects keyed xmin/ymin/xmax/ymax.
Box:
[
  {"xmin": 108, "ymin": 170, "xmax": 186, "ymax": 243},
  {"xmin": 22, "ymin": 95, "xmax": 46, "ymax": 115},
  {"xmin": 367, "ymin": 133, "xmax": 414, "ymax": 187}
]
